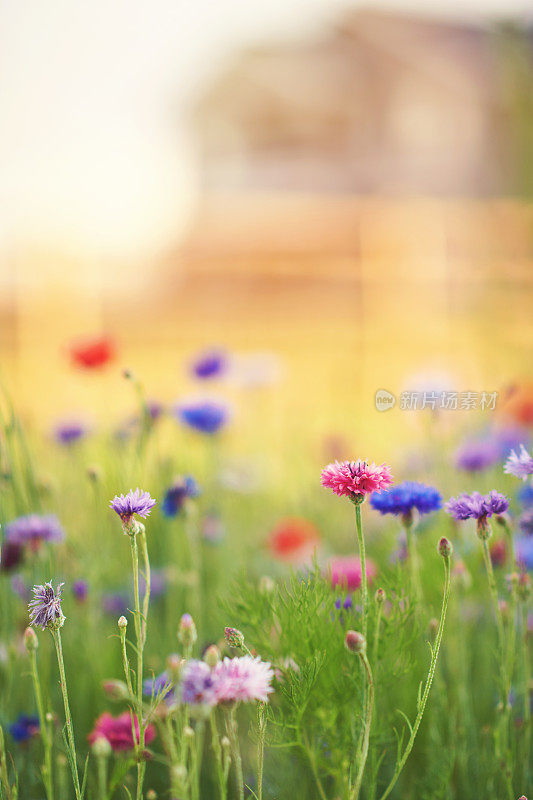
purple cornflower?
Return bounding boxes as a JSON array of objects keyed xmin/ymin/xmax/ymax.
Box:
[
  {"xmin": 54, "ymin": 421, "xmax": 88, "ymax": 445},
  {"xmin": 446, "ymin": 491, "xmax": 509, "ymax": 539},
  {"xmin": 370, "ymin": 481, "xmax": 442, "ymax": 517},
  {"xmin": 516, "ymin": 537, "xmax": 533, "ymax": 570},
  {"xmin": 504, "ymin": 445, "xmax": 533, "ymax": 481},
  {"xmin": 334, "ymin": 596, "xmax": 354, "ymax": 612},
  {"xmin": 445, "ymin": 491, "xmax": 509, "ymax": 521},
  {"xmin": 0, "ymin": 541, "xmax": 24, "ymax": 572},
  {"xmin": 181, "ymin": 660, "xmax": 218, "ymax": 706},
  {"xmin": 28, "ymin": 582, "xmax": 65, "ymax": 630},
  {"xmin": 162, "ymin": 476, "xmax": 200, "ymax": 517},
  {"xmin": 72, "ymin": 580, "xmax": 88, "ymax": 603},
  {"xmin": 9, "ymin": 714, "xmax": 39, "ymax": 742},
  {"xmin": 102, "ymin": 593, "xmax": 130, "ymax": 616},
  {"xmin": 190, "ymin": 349, "xmax": 228, "ymax": 380},
  {"xmin": 5, "ymin": 515, "xmax": 65, "ymax": 550},
  {"xmin": 110, "ymin": 489, "xmax": 156, "ymax": 525},
  {"xmin": 175, "ymin": 400, "xmax": 229, "ymax": 435},
  {"xmin": 455, "ymin": 440, "xmax": 499, "ymax": 472},
  {"xmin": 143, "ymin": 671, "xmax": 175, "ymax": 703}
]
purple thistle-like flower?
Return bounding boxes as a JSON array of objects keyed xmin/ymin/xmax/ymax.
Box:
[
  {"xmin": 445, "ymin": 491, "xmax": 509, "ymax": 521},
  {"xmin": 504, "ymin": 444, "xmax": 533, "ymax": 482},
  {"xmin": 28, "ymin": 582, "xmax": 65, "ymax": 630},
  {"xmin": 455, "ymin": 440, "xmax": 499, "ymax": 472},
  {"xmin": 54, "ymin": 421, "xmax": 88, "ymax": 445},
  {"xmin": 181, "ymin": 660, "xmax": 218, "ymax": 706},
  {"xmin": 110, "ymin": 489, "xmax": 156, "ymax": 523},
  {"xmin": 5, "ymin": 515, "xmax": 65, "ymax": 549},
  {"xmin": 102, "ymin": 592, "xmax": 130, "ymax": 616},
  {"xmin": 143, "ymin": 671, "xmax": 175, "ymax": 704},
  {"xmin": 213, "ymin": 656, "xmax": 274, "ymax": 704}
]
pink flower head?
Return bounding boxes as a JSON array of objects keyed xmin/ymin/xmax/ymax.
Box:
[
  {"xmin": 88, "ymin": 712, "xmax": 155, "ymax": 753},
  {"xmin": 321, "ymin": 460, "xmax": 393, "ymax": 501},
  {"xmin": 328, "ymin": 556, "xmax": 377, "ymax": 591},
  {"xmin": 213, "ymin": 656, "xmax": 274, "ymax": 704}
]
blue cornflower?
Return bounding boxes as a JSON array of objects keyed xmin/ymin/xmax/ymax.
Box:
[
  {"xmin": 518, "ymin": 484, "xmax": 533, "ymax": 507},
  {"xmin": 190, "ymin": 349, "xmax": 228, "ymax": 380},
  {"xmin": 370, "ymin": 481, "xmax": 442, "ymax": 516},
  {"xmin": 162, "ymin": 476, "xmax": 200, "ymax": 517},
  {"xmin": 72, "ymin": 580, "xmax": 88, "ymax": 602},
  {"xmin": 519, "ymin": 508, "xmax": 533, "ymax": 536},
  {"xmin": 175, "ymin": 400, "xmax": 229, "ymax": 435},
  {"xmin": 9, "ymin": 714, "xmax": 39, "ymax": 742},
  {"xmin": 516, "ymin": 536, "xmax": 533, "ymax": 570},
  {"xmin": 143, "ymin": 671, "xmax": 175, "ymax": 703}
]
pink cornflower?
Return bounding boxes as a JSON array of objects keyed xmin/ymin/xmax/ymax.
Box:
[
  {"xmin": 328, "ymin": 556, "xmax": 377, "ymax": 591},
  {"xmin": 213, "ymin": 656, "xmax": 274, "ymax": 704},
  {"xmin": 321, "ymin": 460, "xmax": 393, "ymax": 501},
  {"xmin": 88, "ymin": 712, "xmax": 155, "ymax": 753}
]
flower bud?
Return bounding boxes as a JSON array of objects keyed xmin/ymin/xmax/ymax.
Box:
[
  {"xmin": 221, "ymin": 736, "xmax": 231, "ymax": 749},
  {"xmin": 178, "ymin": 614, "xmax": 197, "ymax": 648},
  {"xmin": 224, "ymin": 626, "xmax": 244, "ymax": 649},
  {"xmin": 166, "ymin": 654, "xmax": 184, "ymax": 681},
  {"xmin": 204, "ymin": 644, "xmax": 220, "ymax": 668},
  {"xmin": 91, "ymin": 736, "xmax": 112, "ymax": 759},
  {"xmin": 375, "ymin": 587, "xmax": 386, "ymax": 604},
  {"xmin": 102, "ymin": 679, "xmax": 130, "ymax": 701},
  {"xmin": 438, "ymin": 537, "xmax": 453, "ymax": 560},
  {"xmin": 171, "ymin": 764, "xmax": 187, "ymax": 783},
  {"xmin": 345, "ymin": 630, "xmax": 366, "ymax": 655},
  {"xmin": 86, "ymin": 465, "xmax": 101, "ymax": 483},
  {"xmin": 24, "ymin": 626, "xmax": 38, "ymax": 654},
  {"xmin": 146, "ymin": 791, "xmax": 158, "ymax": 800},
  {"xmin": 118, "ymin": 615, "xmax": 128, "ymax": 631},
  {"xmin": 428, "ymin": 618, "xmax": 439, "ymax": 636},
  {"xmin": 183, "ymin": 726, "xmax": 195, "ymax": 739}
]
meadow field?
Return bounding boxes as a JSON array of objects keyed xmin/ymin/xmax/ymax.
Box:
[{"xmin": 0, "ymin": 325, "xmax": 531, "ymax": 799}]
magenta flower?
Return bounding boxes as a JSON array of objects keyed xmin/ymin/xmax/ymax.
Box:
[
  {"xmin": 110, "ymin": 489, "xmax": 156, "ymax": 523},
  {"xmin": 88, "ymin": 712, "xmax": 155, "ymax": 753},
  {"xmin": 504, "ymin": 445, "xmax": 533, "ymax": 481},
  {"xmin": 321, "ymin": 460, "xmax": 393, "ymax": 500},
  {"xmin": 328, "ymin": 556, "xmax": 377, "ymax": 591},
  {"xmin": 213, "ymin": 656, "xmax": 274, "ymax": 703},
  {"xmin": 181, "ymin": 660, "xmax": 218, "ymax": 706}
]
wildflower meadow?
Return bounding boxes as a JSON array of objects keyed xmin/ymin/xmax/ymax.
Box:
[{"xmin": 0, "ymin": 358, "xmax": 531, "ymax": 800}]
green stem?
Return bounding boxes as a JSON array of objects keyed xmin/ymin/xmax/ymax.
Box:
[
  {"xmin": 119, "ymin": 626, "xmax": 134, "ymax": 699},
  {"xmin": 30, "ymin": 649, "xmax": 54, "ymax": 800},
  {"xmin": 129, "ymin": 533, "xmax": 146, "ymax": 800},
  {"xmin": 139, "ymin": 525, "xmax": 151, "ymax": 648},
  {"xmin": 51, "ymin": 629, "xmax": 82, "ymax": 800},
  {"xmin": 0, "ymin": 725, "xmax": 15, "ymax": 800},
  {"xmin": 378, "ymin": 554, "xmax": 451, "ymax": 800},
  {"xmin": 403, "ymin": 519, "xmax": 422, "ymax": 603},
  {"xmin": 351, "ymin": 652, "xmax": 374, "ymax": 800},
  {"xmin": 226, "ymin": 705, "xmax": 244, "ymax": 800},
  {"xmin": 354, "ymin": 502, "xmax": 367, "ymax": 639},
  {"xmin": 210, "ymin": 713, "xmax": 227, "ymax": 800},
  {"xmin": 96, "ymin": 756, "xmax": 107, "ymax": 800},
  {"xmin": 480, "ymin": 537, "xmax": 505, "ymax": 646},
  {"xmin": 257, "ymin": 704, "xmax": 267, "ymax": 800}
]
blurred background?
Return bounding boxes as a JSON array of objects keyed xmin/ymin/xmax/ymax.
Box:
[{"xmin": 1, "ymin": 0, "xmax": 532, "ymax": 447}]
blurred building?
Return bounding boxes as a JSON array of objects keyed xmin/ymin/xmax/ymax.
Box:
[{"xmin": 191, "ymin": 8, "xmax": 523, "ymax": 196}]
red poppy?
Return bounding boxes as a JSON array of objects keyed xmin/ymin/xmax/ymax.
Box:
[
  {"xmin": 69, "ymin": 337, "xmax": 115, "ymax": 369},
  {"xmin": 499, "ymin": 384, "xmax": 533, "ymax": 427},
  {"xmin": 267, "ymin": 517, "xmax": 319, "ymax": 562}
]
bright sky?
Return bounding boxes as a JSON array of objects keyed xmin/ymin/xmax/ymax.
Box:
[{"xmin": 0, "ymin": 0, "xmax": 531, "ymax": 289}]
